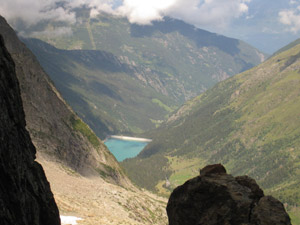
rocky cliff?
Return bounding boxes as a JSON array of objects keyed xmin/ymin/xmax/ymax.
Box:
[
  {"xmin": 0, "ymin": 15, "xmax": 128, "ymax": 186},
  {"xmin": 0, "ymin": 35, "xmax": 60, "ymax": 225},
  {"xmin": 167, "ymin": 164, "xmax": 291, "ymax": 225}
]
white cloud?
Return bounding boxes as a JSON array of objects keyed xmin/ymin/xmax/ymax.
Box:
[
  {"xmin": 30, "ymin": 26, "xmax": 73, "ymax": 38},
  {"xmin": 0, "ymin": 0, "xmax": 115, "ymax": 28},
  {"xmin": 115, "ymin": 0, "xmax": 251, "ymax": 27},
  {"xmin": 0, "ymin": 0, "xmax": 76, "ymax": 27},
  {"xmin": 289, "ymin": 0, "xmax": 299, "ymax": 5},
  {"xmin": 166, "ymin": 0, "xmax": 250, "ymax": 29},
  {"xmin": 68, "ymin": 0, "xmax": 115, "ymax": 17},
  {"xmin": 262, "ymin": 27, "xmax": 280, "ymax": 34},
  {"xmin": 116, "ymin": 0, "xmax": 175, "ymax": 24},
  {"xmin": 279, "ymin": 7, "xmax": 300, "ymax": 33},
  {"xmin": 0, "ymin": 0, "xmax": 251, "ymax": 31}
]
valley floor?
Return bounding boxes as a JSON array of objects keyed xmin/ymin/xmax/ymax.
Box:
[{"xmin": 36, "ymin": 153, "xmax": 168, "ymax": 225}]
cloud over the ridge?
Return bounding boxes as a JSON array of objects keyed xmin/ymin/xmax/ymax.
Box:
[
  {"xmin": 279, "ymin": 5, "xmax": 300, "ymax": 33},
  {"xmin": 117, "ymin": 0, "xmax": 175, "ymax": 24},
  {"xmin": 0, "ymin": 0, "xmax": 115, "ymax": 28},
  {"xmin": 0, "ymin": 0, "xmax": 250, "ymax": 30},
  {"xmin": 166, "ymin": 0, "xmax": 250, "ymax": 29},
  {"xmin": 115, "ymin": 0, "xmax": 250, "ymax": 27},
  {"xmin": 0, "ymin": 0, "xmax": 77, "ymax": 27},
  {"xmin": 30, "ymin": 26, "xmax": 73, "ymax": 38}
]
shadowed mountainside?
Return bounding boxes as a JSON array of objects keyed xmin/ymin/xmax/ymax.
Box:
[
  {"xmin": 22, "ymin": 37, "xmax": 178, "ymax": 138},
  {"xmin": 0, "ymin": 15, "xmax": 128, "ymax": 185}
]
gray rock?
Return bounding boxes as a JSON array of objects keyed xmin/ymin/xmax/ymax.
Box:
[
  {"xmin": 251, "ymin": 196, "xmax": 291, "ymax": 225},
  {"xmin": 167, "ymin": 164, "xmax": 291, "ymax": 225}
]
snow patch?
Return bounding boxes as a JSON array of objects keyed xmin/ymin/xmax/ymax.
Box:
[{"xmin": 60, "ymin": 216, "xmax": 83, "ymax": 225}]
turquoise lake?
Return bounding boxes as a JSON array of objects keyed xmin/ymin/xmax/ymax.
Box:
[{"xmin": 104, "ymin": 138, "xmax": 149, "ymax": 161}]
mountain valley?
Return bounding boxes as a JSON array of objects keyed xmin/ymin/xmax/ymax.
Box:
[
  {"xmin": 22, "ymin": 12, "xmax": 266, "ymax": 137},
  {"xmin": 1, "ymin": 4, "xmax": 300, "ymax": 224}
]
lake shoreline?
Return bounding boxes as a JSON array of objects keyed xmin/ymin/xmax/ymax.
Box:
[
  {"xmin": 106, "ymin": 135, "xmax": 152, "ymax": 143},
  {"xmin": 104, "ymin": 137, "xmax": 150, "ymax": 161}
]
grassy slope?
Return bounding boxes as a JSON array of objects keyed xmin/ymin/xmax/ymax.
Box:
[
  {"xmin": 122, "ymin": 43, "xmax": 300, "ymax": 215},
  {"xmin": 273, "ymin": 38, "xmax": 300, "ymax": 56}
]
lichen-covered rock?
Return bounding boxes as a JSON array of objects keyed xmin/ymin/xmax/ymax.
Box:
[
  {"xmin": 0, "ymin": 35, "xmax": 60, "ymax": 225},
  {"xmin": 167, "ymin": 164, "xmax": 291, "ymax": 225}
]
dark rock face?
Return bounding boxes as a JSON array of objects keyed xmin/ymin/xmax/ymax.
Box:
[
  {"xmin": 167, "ymin": 164, "xmax": 291, "ymax": 225},
  {"xmin": 0, "ymin": 35, "xmax": 60, "ymax": 225}
]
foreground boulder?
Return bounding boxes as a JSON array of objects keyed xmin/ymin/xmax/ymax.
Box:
[
  {"xmin": 0, "ymin": 35, "xmax": 60, "ymax": 225},
  {"xmin": 167, "ymin": 164, "xmax": 291, "ymax": 225}
]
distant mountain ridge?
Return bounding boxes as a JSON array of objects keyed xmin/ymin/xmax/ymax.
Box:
[
  {"xmin": 34, "ymin": 13, "xmax": 266, "ymax": 101},
  {"xmin": 131, "ymin": 17, "xmax": 244, "ymax": 56},
  {"xmin": 23, "ymin": 12, "xmax": 266, "ymax": 136}
]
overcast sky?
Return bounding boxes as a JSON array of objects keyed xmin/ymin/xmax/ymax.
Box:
[{"xmin": 0, "ymin": 0, "xmax": 299, "ymax": 53}]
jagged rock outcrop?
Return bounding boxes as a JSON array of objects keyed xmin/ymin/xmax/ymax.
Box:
[
  {"xmin": 167, "ymin": 164, "xmax": 291, "ymax": 225},
  {"xmin": 0, "ymin": 35, "xmax": 60, "ymax": 225},
  {"xmin": 0, "ymin": 15, "xmax": 129, "ymax": 186}
]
